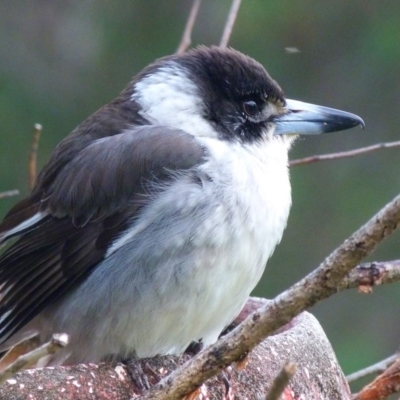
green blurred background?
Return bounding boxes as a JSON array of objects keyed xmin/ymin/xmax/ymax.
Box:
[{"xmin": 0, "ymin": 0, "xmax": 399, "ymax": 393}]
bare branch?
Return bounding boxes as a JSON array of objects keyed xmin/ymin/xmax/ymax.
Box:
[
  {"xmin": 0, "ymin": 337, "xmax": 40, "ymax": 371},
  {"xmin": 290, "ymin": 140, "xmax": 400, "ymax": 167},
  {"xmin": 28, "ymin": 123, "xmax": 42, "ymax": 190},
  {"xmin": 176, "ymin": 0, "xmax": 202, "ymax": 54},
  {"xmin": 347, "ymin": 353, "xmax": 399, "ymax": 383},
  {"xmin": 0, "ymin": 190, "xmax": 19, "ymax": 200},
  {"xmin": 265, "ymin": 362, "xmax": 296, "ymax": 400},
  {"xmin": 352, "ymin": 357, "xmax": 400, "ymax": 400},
  {"xmin": 140, "ymin": 194, "xmax": 400, "ymax": 399},
  {"xmin": 0, "ymin": 333, "xmax": 68, "ymax": 386},
  {"xmin": 219, "ymin": 0, "xmax": 242, "ymax": 48},
  {"xmin": 338, "ymin": 260, "xmax": 400, "ymax": 292}
]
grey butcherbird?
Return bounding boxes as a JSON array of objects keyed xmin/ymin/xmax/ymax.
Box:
[{"xmin": 0, "ymin": 46, "xmax": 364, "ymax": 365}]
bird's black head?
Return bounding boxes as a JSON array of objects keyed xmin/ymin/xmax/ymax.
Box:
[
  {"xmin": 177, "ymin": 46, "xmax": 286, "ymax": 142},
  {"xmin": 131, "ymin": 46, "xmax": 286, "ymax": 144}
]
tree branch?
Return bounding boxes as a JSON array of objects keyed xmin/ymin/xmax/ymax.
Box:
[
  {"xmin": 265, "ymin": 362, "xmax": 296, "ymax": 400},
  {"xmin": 0, "ymin": 190, "xmax": 19, "ymax": 200},
  {"xmin": 347, "ymin": 353, "xmax": 399, "ymax": 384},
  {"xmin": 140, "ymin": 194, "xmax": 400, "ymax": 399},
  {"xmin": 28, "ymin": 123, "xmax": 42, "ymax": 190},
  {"xmin": 176, "ymin": 0, "xmax": 202, "ymax": 54},
  {"xmin": 339, "ymin": 260, "xmax": 400, "ymax": 292},
  {"xmin": 289, "ymin": 140, "xmax": 400, "ymax": 167},
  {"xmin": 352, "ymin": 357, "xmax": 400, "ymax": 400},
  {"xmin": 0, "ymin": 334, "xmax": 68, "ymax": 385},
  {"xmin": 219, "ymin": 0, "xmax": 242, "ymax": 48}
]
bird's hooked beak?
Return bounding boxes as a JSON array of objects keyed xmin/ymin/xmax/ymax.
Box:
[{"xmin": 274, "ymin": 99, "xmax": 365, "ymax": 135}]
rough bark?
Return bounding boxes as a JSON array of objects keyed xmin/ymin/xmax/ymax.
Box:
[{"xmin": 0, "ymin": 299, "xmax": 350, "ymax": 400}]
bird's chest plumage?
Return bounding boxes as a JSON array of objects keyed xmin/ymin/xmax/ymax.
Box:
[
  {"xmin": 196, "ymin": 136, "xmax": 291, "ymax": 267},
  {"xmin": 182, "ymin": 137, "xmax": 292, "ymax": 345}
]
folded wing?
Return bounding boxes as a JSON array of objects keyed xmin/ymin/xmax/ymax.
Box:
[{"xmin": 0, "ymin": 126, "xmax": 205, "ymax": 344}]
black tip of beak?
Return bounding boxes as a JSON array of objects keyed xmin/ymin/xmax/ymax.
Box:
[{"xmin": 321, "ymin": 110, "xmax": 365, "ymax": 132}]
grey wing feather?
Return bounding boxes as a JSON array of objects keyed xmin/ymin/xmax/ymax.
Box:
[{"xmin": 0, "ymin": 126, "xmax": 205, "ymax": 344}]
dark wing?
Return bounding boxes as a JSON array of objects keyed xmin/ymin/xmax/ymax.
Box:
[{"xmin": 0, "ymin": 126, "xmax": 205, "ymax": 344}]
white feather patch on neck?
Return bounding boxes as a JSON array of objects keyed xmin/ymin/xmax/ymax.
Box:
[{"xmin": 132, "ymin": 64, "xmax": 218, "ymax": 138}]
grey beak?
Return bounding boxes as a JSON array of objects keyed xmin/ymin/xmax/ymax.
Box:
[{"xmin": 274, "ymin": 99, "xmax": 365, "ymax": 135}]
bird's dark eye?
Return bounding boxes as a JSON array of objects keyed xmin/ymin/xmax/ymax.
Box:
[{"xmin": 242, "ymin": 100, "xmax": 259, "ymax": 117}]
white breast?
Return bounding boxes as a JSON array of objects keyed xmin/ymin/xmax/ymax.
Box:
[
  {"xmin": 198, "ymin": 135, "xmax": 292, "ymax": 261},
  {"xmin": 185, "ymin": 135, "xmax": 292, "ymax": 347}
]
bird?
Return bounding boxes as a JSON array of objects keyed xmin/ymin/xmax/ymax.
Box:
[{"xmin": 0, "ymin": 46, "xmax": 364, "ymax": 366}]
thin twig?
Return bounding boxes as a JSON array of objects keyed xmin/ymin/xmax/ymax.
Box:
[
  {"xmin": 28, "ymin": 123, "xmax": 42, "ymax": 190},
  {"xmin": 176, "ymin": 0, "xmax": 202, "ymax": 54},
  {"xmin": 352, "ymin": 357, "xmax": 400, "ymax": 400},
  {"xmin": 0, "ymin": 190, "xmax": 19, "ymax": 200},
  {"xmin": 265, "ymin": 362, "xmax": 296, "ymax": 400},
  {"xmin": 219, "ymin": 0, "xmax": 242, "ymax": 48},
  {"xmin": 290, "ymin": 140, "xmax": 400, "ymax": 167},
  {"xmin": 140, "ymin": 194, "xmax": 400, "ymax": 400},
  {"xmin": 0, "ymin": 333, "xmax": 68, "ymax": 386},
  {"xmin": 347, "ymin": 353, "xmax": 399, "ymax": 383},
  {"xmin": 0, "ymin": 337, "xmax": 40, "ymax": 371}
]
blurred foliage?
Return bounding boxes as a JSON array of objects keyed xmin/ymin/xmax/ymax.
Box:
[{"xmin": 0, "ymin": 0, "xmax": 399, "ymax": 391}]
